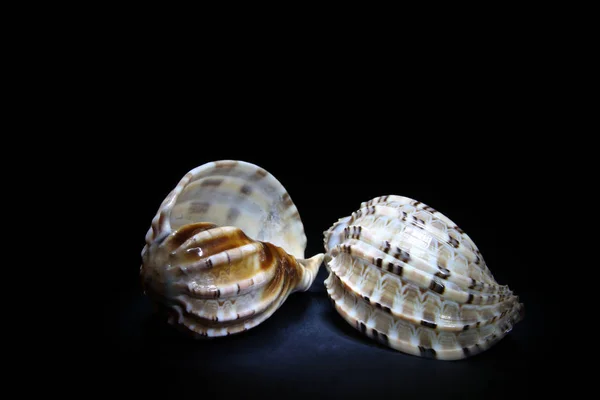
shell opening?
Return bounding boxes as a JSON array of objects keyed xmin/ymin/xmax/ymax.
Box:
[{"xmin": 163, "ymin": 160, "xmax": 307, "ymax": 259}]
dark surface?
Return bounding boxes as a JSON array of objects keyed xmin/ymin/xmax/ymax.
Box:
[{"xmin": 103, "ymin": 146, "xmax": 545, "ymax": 398}]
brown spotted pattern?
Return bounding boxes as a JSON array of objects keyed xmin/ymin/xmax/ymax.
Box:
[
  {"xmin": 141, "ymin": 160, "xmax": 324, "ymax": 337},
  {"xmin": 323, "ymin": 195, "xmax": 524, "ymax": 360}
]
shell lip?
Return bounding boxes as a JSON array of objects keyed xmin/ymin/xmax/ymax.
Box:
[{"xmin": 147, "ymin": 159, "xmax": 308, "ymax": 258}]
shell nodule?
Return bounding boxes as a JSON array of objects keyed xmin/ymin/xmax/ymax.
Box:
[
  {"xmin": 323, "ymin": 195, "xmax": 524, "ymax": 360},
  {"xmin": 141, "ymin": 160, "xmax": 323, "ymax": 338}
]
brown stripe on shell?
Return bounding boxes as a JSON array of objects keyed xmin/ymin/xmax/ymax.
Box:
[
  {"xmin": 421, "ymin": 320, "xmax": 437, "ymax": 329},
  {"xmin": 258, "ymin": 244, "xmax": 302, "ymax": 303},
  {"xmin": 429, "ymin": 279, "xmax": 445, "ymax": 295},
  {"xmin": 200, "ymin": 178, "xmax": 224, "ymax": 187},
  {"xmin": 418, "ymin": 346, "xmax": 437, "ymax": 358},
  {"xmin": 282, "ymin": 192, "xmax": 294, "ymax": 209},
  {"xmin": 226, "ymin": 207, "xmax": 240, "ymax": 223},
  {"xmin": 359, "ymin": 321, "xmax": 367, "ymax": 333},
  {"xmin": 379, "ymin": 332, "xmax": 389, "ymax": 344},
  {"xmin": 423, "ymin": 205, "xmax": 437, "ymax": 213},
  {"xmin": 345, "ymin": 226, "xmax": 361, "ymax": 240},
  {"xmin": 215, "ymin": 160, "xmax": 238, "ymax": 170},
  {"xmin": 448, "ymin": 236, "xmax": 459, "ymax": 248},
  {"xmin": 240, "ymin": 184, "xmax": 253, "ymax": 195},
  {"xmin": 435, "ymin": 267, "xmax": 451, "ymax": 279},
  {"xmin": 291, "ymin": 209, "xmax": 301, "ymax": 220},
  {"xmin": 383, "ymin": 240, "xmax": 391, "ymax": 253},
  {"xmin": 413, "ymin": 215, "xmax": 426, "ymax": 226},
  {"xmin": 260, "ymin": 242, "xmax": 275, "ymax": 270},
  {"xmin": 226, "ymin": 277, "xmax": 258, "ymax": 297},
  {"xmin": 189, "ymin": 201, "xmax": 210, "ymax": 214},
  {"xmin": 386, "ymin": 261, "xmax": 403, "ymax": 276},
  {"xmin": 250, "ymin": 168, "xmax": 268, "ymax": 181},
  {"xmin": 394, "ymin": 248, "xmax": 411, "ymax": 263}
]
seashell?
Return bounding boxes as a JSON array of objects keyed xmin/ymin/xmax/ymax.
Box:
[
  {"xmin": 141, "ymin": 160, "xmax": 323, "ymax": 337},
  {"xmin": 323, "ymin": 195, "xmax": 524, "ymax": 360}
]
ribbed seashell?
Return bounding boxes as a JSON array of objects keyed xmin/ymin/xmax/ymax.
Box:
[
  {"xmin": 141, "ymin": 160, "xmax": 323, "ymax": 337},
  {"xmin": 323, "ymin": 195, "xmax": 524, "ymax": 360}
]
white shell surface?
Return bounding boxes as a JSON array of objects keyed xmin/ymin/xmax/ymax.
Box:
[{"xmin": 324, "ymin": 195, "xmax": 524, "ymax": 360}]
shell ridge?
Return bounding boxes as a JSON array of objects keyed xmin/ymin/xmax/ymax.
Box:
[
  {"xmin": 328, "ymin": 255, "xmax": 516, "ymax": 332},
  {"xmin": 339, "ymin": 223, "xmax": 508, "ymax": 295},
  {"xmin": 348, "ymin": 204, "xmax": 490, "ymax": 279},
  {"xmin": 333, "ymin": 239, "xmax": 498, "ymax": 305},
  {"xmin": 325, "ymin": 269, "xmax": 521, "ymax": 360}
]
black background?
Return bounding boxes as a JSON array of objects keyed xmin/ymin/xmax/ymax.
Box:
[{"xmin": 101, "ymin": 130, "xmax": 545, "ymax": 399}]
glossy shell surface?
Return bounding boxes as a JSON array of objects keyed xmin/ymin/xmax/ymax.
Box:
[
  {"xmin": 323, "ymin": 195, "xmax": 524, "ymax": 360},
  {"xmin": 141, "ymin": 160, "xmax": 323, "ymax": 337}
]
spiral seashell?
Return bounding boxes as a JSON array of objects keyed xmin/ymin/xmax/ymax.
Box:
[
  {"xmin": 141, "ymin": 160, "xmax": 323, "ymax": 337},
  {"xmin": 323, "ymin": 195, "xmax": 524, "ymax": 360}
]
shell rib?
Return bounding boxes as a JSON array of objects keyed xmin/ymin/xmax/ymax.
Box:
[
  {"xmin": 323, "ymin": 195, "xmax": 524, "ymax": 360},
  {"xmin": 141, "ymin": 160, "xmax": 323, "ymax": 337}
]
